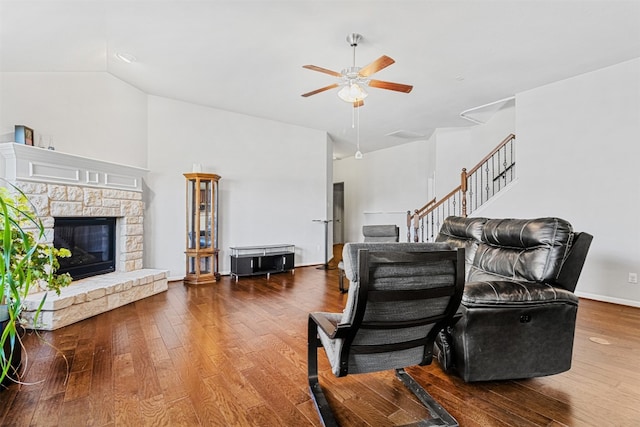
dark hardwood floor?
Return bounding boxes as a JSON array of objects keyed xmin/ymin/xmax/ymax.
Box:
[{"xmin": 1, "ymin": 266, "xmax": 639, "ymax": 426}]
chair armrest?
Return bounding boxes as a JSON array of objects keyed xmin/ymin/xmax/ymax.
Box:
[
  {"xmin": 555, "ymin": 232, "xmax": 593, "ymax": 292},
  {"xmin": 309, "ymin": 312, "xmax": 350, "ymax": 339}
]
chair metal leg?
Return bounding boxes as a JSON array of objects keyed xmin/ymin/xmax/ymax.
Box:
[
  {"xmin": 308, "ymin": 317, "xmax": 339, "ymax": 427},
  {"xmin": 309, "ymin": 380, "xmax": 339, "ymax": 427},
  {"xmin": 395, "ymin": 368, "xmax": 459, "ymax": 427}
]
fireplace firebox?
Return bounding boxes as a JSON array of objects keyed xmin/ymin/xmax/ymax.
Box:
[{"xmin": 53, "ymin": 217, "xmax": 116, "ymax": 280}]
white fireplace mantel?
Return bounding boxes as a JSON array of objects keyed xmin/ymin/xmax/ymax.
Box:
[{"xmin": 0, "ymin": 142, "xmax": 148, "ymax": 191}]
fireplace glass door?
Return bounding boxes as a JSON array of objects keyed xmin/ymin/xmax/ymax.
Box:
[{"xmin": 54, "ymin": 217, "xmax": 116, "ymax": 280}]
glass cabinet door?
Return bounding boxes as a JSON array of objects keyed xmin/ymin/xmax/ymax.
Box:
[{"xmin": 187, "ymin": 179, "xmax": 213, "ymax": 250}]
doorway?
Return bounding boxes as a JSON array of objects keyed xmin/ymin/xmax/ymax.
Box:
[{"xmin": 333, "ymin": 182, "xmax": 344, "ymax": 244}]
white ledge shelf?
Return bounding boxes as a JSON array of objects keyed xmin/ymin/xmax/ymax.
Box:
[{"xmin": 0, "ymin": 142, "xmax": 148, "ymax": 192}]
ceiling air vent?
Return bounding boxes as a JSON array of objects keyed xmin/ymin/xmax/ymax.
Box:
[{"xmin": 385, "ymin": 130, "xmax": 426, "ymax": 139}]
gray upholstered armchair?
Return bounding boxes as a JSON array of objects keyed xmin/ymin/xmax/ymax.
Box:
[
  {"xmin": 337, "ymin": 224, "xmax": 399, "ymax": 292},
  {"xmin": 434, "ymin": 216, "xmax": 593, "ymax": 382},
  {"xmin": 309, "ymin": 242, "xmax": 465, "ymax": 426}
]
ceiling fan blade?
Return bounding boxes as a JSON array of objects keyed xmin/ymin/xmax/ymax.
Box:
[
  {"xmin": 359, "ymin": 55, "xmax": 395, "ymax": 77},
  {"xmin": 302, "ymin": 65, "xmax": 342, "ymax": 77},
  {"xmin": 368, "ymin": 79, "xmax": 413, "ymax": 93},
  {"xmin": 301, "ymin": 83, "xmax": 339, "ymax": 97},
  {"xmin": 353, "ymin": 100, "xmax": 364, "ymax": 108}
]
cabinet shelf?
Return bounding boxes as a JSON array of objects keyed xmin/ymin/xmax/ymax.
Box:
[{"xmin": 230, "ymin": 244, "xmax": 295, "ymax": 282}]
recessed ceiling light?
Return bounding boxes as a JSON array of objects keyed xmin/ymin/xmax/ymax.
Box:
[{"xmin": 115, "ymin": 52, "xmax": 137, "ymax": 64}]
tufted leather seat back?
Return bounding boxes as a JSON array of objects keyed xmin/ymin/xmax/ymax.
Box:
[
  {"xmin": 436, "ymin": 216, "xmax": 488, "ymax": 277},
  {"xmin": 468, "ymin": 217, "xmax": 573, "ymax": 284}
]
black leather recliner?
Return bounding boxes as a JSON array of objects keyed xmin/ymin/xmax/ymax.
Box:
[{"xmin": 434, "ymin": 216, "xmax": 593, "ymax": 382}]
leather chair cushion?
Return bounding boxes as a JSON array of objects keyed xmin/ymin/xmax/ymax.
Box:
[
  {"xmin": 469, "ymin": 217, "xmax": 573, "ymax": 283},
  {"xmin": 437, "ymin": 216, "xmax": 487, "ymax": 242},
  {"xmin": 462, "ymin": 280, "xmax": 578, "ymax": 306}
]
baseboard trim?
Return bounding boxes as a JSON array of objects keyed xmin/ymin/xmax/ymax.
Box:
[{"xmin": 576, "ymin": 291, "xmax": 640, "ymax": 308}]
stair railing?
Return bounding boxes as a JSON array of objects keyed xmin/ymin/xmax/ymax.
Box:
[
  {"xmin": 407, "ymin": 133, "xmax": 516, "ymax": 242},
  {"xmin": 407, "ymin": 198, "xmax": 436, "ymax": 242}
]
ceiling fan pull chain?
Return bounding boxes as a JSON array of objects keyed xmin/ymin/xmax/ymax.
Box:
[
  {"xmin": 355, "ymin": 104, "xmax": 363, "ymax": 159},
  {"xmin": 352, "ymin": 105, "xmax": 355, "ymax": 128},
  {"xmin": 356, "ymin": 105, "xmax": 360, "ymax": 146}
]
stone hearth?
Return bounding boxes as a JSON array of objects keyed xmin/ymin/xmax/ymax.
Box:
[
  {"xmin": 22, "ymin": 269, "xmax": 167, "ymax": 331},
  {"xmin": 0, "ymin": 143, "xmax": 168, "ymax": 330}
]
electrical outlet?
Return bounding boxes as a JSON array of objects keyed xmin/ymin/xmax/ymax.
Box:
[{"xmin": 628, "ymin": 273, "xmax": 638, "ymax": 284}]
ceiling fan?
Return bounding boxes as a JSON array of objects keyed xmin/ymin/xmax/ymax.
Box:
[{"xmin": 301, "ymin": 33, "xmax": 413, "ymax": 108}]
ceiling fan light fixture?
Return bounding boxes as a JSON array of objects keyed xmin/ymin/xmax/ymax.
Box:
[{"xmin": 338, "ymin": 82, "xmax": 368, "ymax": 103}]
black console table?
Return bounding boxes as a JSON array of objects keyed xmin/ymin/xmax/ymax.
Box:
[{"xmin": 229, "ymin": 244, "xmax": 295, "ymax": 282}]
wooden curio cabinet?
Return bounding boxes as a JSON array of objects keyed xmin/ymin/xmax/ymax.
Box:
[{"xmin": 184, "ymin": 172, "xmax": 220, "ymax": 285}]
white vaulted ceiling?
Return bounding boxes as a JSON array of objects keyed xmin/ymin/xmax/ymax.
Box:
[{"xmin": 1, "ymin": 1, "xmax": 639, "ymax": 158}]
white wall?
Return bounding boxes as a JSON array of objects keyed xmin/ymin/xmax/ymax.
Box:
[
  {"xmin": 434, "ymin": 102, "xmax": 516, "ymax": 196},
  {"xmin": 0, "ymin": 72, "xmax": 332, "ymax": 279},
  {"xmin": 477, "ymin": 58, "xmax": 640, "ymax": 306},
  {"xmin": 333, "ymin": 139, "xmax": 434, "ymax": 243},
  {"xmin": 145, "ymin": 96, "xmax": 330, "ymax": 278},
  {"xmin": 0, "ymin": 72, "xmax": 148, "ymax": 168},
  {"xmin": 332, "ymin": 102, "xmax": 514, "ymax": 246},
  {"xmin": 336, "ymin": 59, "xmax": 640, "ymax": 308}
]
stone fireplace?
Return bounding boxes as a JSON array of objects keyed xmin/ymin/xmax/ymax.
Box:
[{"xmin": 0, "ymin": 143, "xmax": 168, "ymax": 330}]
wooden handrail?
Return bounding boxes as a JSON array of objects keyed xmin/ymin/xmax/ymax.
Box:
[
  {"xmin": 415, "ymin": 198, "xmax": 436, "ymax": 217},
  {"xmin": 408, "ymin": 133, "xmax": 516, "ymax": 241},
  {"xmin": 467, "ymin": 133, "xmax": 515, "ymax": 176},
  {"xmin": 418, "ymin": 186, "xmax": 461, "ymax": 220}
]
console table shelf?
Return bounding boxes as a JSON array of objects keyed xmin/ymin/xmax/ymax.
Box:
[{"xmin": 230, "ymin": 244, "xmax": 295, "ymax": 282}]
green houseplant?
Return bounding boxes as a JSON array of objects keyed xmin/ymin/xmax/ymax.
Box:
[{"xmin": 0, "ymin": 184, "xmax": 71, "ymax": 386}]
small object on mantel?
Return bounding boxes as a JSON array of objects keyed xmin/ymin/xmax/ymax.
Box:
[{"xmin": 15, "ymin": 125, "xmax": 34, "ymax": 146}]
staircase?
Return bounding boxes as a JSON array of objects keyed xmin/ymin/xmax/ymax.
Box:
[{"xmin": 407, "ymin": 133, "xmax": 516, "ymax": 242}]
